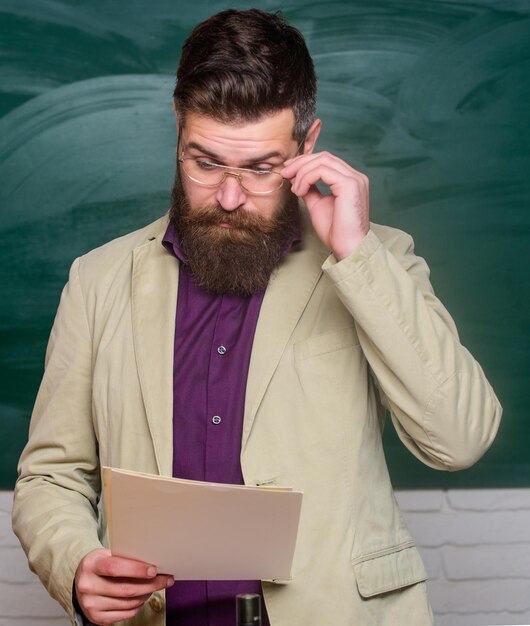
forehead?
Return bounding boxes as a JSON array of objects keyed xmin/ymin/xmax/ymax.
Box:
[{"xmin": 180, "ymin": 109, "xmax": 297, "ymax": 159}]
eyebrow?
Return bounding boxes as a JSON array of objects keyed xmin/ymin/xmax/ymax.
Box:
[{"xmin": 185, "ymin": 141, "xmax": 285, "ymax": 165}]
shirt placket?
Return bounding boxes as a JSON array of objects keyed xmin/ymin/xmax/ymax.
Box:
[{"xmin": 205, "ymin": 295, "xmax": 234, "ymax": 483}]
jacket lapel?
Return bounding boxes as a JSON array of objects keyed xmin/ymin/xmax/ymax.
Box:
[
  {"xmin": 242, "ymin": 212, "xmax": 329, "ymax": 450},
  {"xmin": 131, "ymin": 219, "xmax": 178, "ymax": 476}
]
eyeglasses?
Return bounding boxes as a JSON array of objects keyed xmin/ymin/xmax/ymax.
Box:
[
  {"xmin": 177, "ymin": 140, "xmax": 305, "ymax": 196},
  {"xmin": 178, "ymin": 152, "xmax": 285, "ymax": 195}
]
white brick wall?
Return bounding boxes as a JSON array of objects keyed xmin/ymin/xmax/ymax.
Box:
[
  {"xmin": 395, "ymin": 489, "xmax": 530, "ymax": 626},
  {"xmin": 2, "ymin": 489, "xmax": 529, "ymax": 625},
  {"xmin": 0, "ymin": 491, "xmax": 69, "ymax": 625}
]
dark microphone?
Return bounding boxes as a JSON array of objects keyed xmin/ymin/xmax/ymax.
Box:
[{"xmin": 236, "ymin": 593, "xmax": 261, "ymax": 625}]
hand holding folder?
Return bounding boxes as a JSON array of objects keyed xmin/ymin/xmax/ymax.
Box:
[{"xmin": 102, "ymin": 467, "xmax": 303, "ymax": 580}]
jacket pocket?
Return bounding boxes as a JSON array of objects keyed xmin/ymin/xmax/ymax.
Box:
[
  {"xmin": 353, "ymin": 544, "xmax": 427, "ymax": 598},
  {"xmin": 293, "ymin": 326, "xmax": 360, "ymax": 362}
]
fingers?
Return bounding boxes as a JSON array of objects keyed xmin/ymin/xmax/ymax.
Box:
[
  {"xmin": 74, "ymin": 548, "xmax": 175, "ymax": 625},
  {"xmin": 91, "ymin": 553, "xmax": 174, "ymax": 596},
  {"xmin": 282, "ymin": 151, "xmax": 358, "ymax": 180},
  {"xmin": 77, "ymin": 550, "xmax": 173, "ymax": 596},
  {"xmin": 281, "ymin": 151, "xmax": 368, "ymax": 198},
  {"xmin": 280, "ymin": 151, "xmax": 370, "ymax": 260},
  {"xmin": 93, "ymin": 553, "xmax": 158, "ymax": 579},
  {"xmin": 76, "ymin": 576, "xmax": 172, "ymax": 624},
  {"xmin": 78, "ymin": 608, "xmax": 142, "ymax": 625},
  {"xmin": 82, "ymin": 592, "xmax": 152, "ymax": 612},
  {"xmin": 78, "ymin": 573, "xmax": 173, "ymax": 598},
  {"xmin": 292, "ymin": 163, "xmax": 357, "ymax": 197}
]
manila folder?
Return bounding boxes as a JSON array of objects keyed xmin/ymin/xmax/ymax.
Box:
[{"xmin": 102, "ymin": 467, "xmax": 303, "ymax": 580}]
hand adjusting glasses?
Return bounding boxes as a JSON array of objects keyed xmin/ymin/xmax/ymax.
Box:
[{"xmin": 178, "ymin": 140, "xmax": 304, "ymax": 196}]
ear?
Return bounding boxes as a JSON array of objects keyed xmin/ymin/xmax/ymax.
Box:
[{"xmin": 303, "ymin": 119, "xmax": 322, "ymax": 154}]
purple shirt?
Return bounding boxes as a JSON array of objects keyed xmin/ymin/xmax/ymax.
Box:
[{"xmin": 162, "ymin": 222, "xmax": 271, "ymax": 626}]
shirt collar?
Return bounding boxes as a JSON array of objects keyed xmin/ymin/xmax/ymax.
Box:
[{"xmin": 162, "ymin": 220, "xmax": 186, "ymax": 262}]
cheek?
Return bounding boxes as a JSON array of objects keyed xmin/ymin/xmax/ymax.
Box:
[
  {"xmin": 246, "ymin": 190, "xmax": 288, "ymax": 218},
  {"xmin": 182, "ymin": 179, "xmax": 215, "ymax": 208},
  {"xmin": 243, "ymin": 200, "xmax": 275, "ymax": 219}
]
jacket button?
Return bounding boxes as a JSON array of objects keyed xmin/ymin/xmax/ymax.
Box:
[{"xmin": 149, "ymin": 593, "xmax": 164, "ymax": 613}]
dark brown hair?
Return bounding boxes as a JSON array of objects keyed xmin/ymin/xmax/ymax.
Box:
[{"xmin": 173, "ymin": 9, "xmax": 316, "ymax": 142}]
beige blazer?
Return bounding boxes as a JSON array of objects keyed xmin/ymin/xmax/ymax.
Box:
[{"xmin": 13, "ymin": 210, "xmax": 502, "ymax": 625}]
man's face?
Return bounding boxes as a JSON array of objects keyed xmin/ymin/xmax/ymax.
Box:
[
  {"xmin": 178, "ymin": 108, "xmax": 299, "ymax": 217},
  {"xmin": 169, "ymin": 109, "xmax": 303, "ymax": 296}
]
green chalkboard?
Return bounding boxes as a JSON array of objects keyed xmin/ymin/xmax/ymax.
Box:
[{"xmin": 1, "ymin": 1, "xmax": 529, "ymax": 489}]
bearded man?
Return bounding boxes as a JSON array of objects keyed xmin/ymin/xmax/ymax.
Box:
[{"xmin": 13, "ymin": 8, "xmax": 501, "ymax": 626}]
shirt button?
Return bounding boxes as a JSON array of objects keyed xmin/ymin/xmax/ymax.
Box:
[
  {"xmin": 217, "ymin": 345, "xmax": 227, "ymax": 355},
  {"xmin": 212, "ymin": 415, "xmax": 222, "ymax": 425}
]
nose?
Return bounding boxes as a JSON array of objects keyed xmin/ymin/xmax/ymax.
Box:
[{"xmin": 216, "ymin": 172, "xmax": 247, "ymax": 211}]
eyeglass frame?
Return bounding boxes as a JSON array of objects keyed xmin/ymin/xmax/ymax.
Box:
[{"xmin": 177, "ymin": 137, "xmax": 306, "ymax": 196}]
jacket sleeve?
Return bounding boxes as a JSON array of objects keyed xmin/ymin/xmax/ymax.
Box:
[
  {"xmin": 12, "ymin": 257, "xmax": 103, "ymax": 624},
  {"xmin": 322, "ymin": 227, "xmax": 502, "ymax": 471}
]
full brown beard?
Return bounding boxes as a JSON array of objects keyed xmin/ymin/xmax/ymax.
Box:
[{"xmin": 169, "ymin": 173, "xmax": 300, "ymax": 296}]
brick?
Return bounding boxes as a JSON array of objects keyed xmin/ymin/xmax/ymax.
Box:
[
  {"xmin": 0, "ymin": 581, "xmax": 66, "ymax": 617},
  {"xmin": 443, "ymin": 544, "xmax": 530, "ymax": 580},
  {"xmin": 437, "ymin": 612, "xmax": 530, "ymax": 626},
  {"xmin": 0, "ymin": 510, "xmax": 19, "ymax": 547},
  {"xmin": 417, "ymin": 546, "xmax": 443, "ymax": 580},
  {"xmin": 403, "ymin": 510, "xmax": 530, "ymax": 547},
  {"xmin": 427, "ymin": 579, "xmax": 530, "ymax": 614},
  {"xmin": 395, "ymin": 489, "xmax": 444, "ymax": 512},
  {"xmin": 0, "ymin": 491, "xmax": 13, "ymax": 513},
  {"xmin": 0, "ymin": 546, "xmax": 43, "ymax": 584},
  {"xmin": 447, "ymin": 489, "xmax": 530, "ymax": 511}
]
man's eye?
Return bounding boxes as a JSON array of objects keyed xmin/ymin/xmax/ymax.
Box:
[
  {"xmin": 252, "ymin": 166, "xmax": 273, "ymax": 175},
  {"xmin": 196, "ymin": 159, "xmax": 217, "ymax": 170}
]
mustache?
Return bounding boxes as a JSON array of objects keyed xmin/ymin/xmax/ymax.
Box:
[{"xmin": 177, "ymin": 203, "xmax": 280, "ymax": 234}]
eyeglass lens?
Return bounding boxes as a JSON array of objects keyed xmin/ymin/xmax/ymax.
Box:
[{"xmin": 182, "ymin": 159, "xmax": 284, "ymax": 193}]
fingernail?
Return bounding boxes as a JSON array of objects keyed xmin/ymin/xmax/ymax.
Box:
[
  {"xmin": 166, "ymin": 576, "xmax": 175, "ymax": 587},
  {"xmin": 147, "ymin": 566, "xmax": 157, "ymax": 577}
]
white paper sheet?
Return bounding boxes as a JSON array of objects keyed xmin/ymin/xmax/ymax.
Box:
[{"xmin": 102, "ymin": 467, "xmax": 303, "ymax": 580}]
